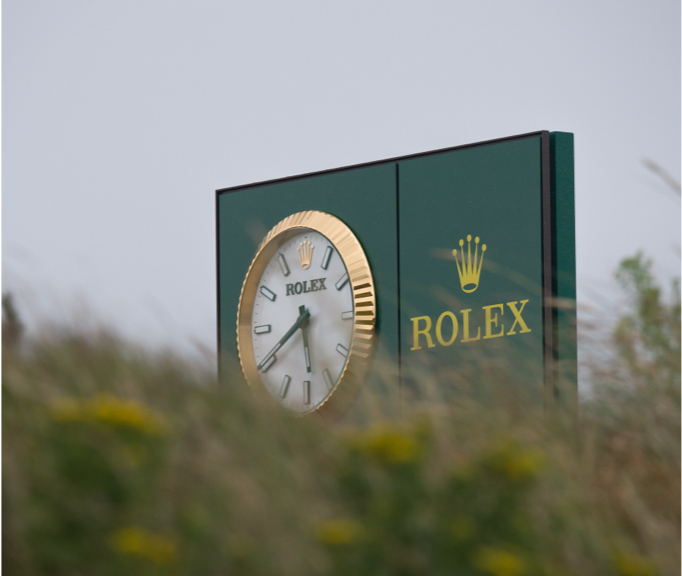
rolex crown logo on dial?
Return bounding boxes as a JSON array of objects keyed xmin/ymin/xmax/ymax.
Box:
[
  {"xmin": 297, "ymin": 240, "xmax": 314, "ymax": 269},
  {"xmin": 237, "ymin": 211, "xmax": 376, "ymax": 418}
]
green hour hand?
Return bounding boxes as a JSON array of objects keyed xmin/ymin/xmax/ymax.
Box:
[{"xmin": 257, "ymin": 306, "xmax": 311, "ymax": 372}]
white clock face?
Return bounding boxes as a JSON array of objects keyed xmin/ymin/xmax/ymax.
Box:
[{"xmin": 250, "ymin": 229, "xmax": 354, "ymax": 414}]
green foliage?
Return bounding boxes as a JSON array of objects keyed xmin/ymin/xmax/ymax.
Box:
[
  {"xmin": 321, "ymin": 428, "xmax": 550, "ymax": 576},
  {"xmin": 2, "ymin": 256, "xmax": 679, "ymax": 575},
  {"xmin": 614, "ymin": 252, "xmax": 680, "ymax": 386},
  {"xmin": 579, "ymin": 254, "xmax": 681, "ymax": 576}
]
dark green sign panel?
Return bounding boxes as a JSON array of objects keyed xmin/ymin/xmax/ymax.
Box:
[
  {"xmin": 399, "ymin": 137, "xmax": 547, "ymax": 407},
  {"xmin": 216, "ymin": 131, "xmax": 575, "ymax": 416}
]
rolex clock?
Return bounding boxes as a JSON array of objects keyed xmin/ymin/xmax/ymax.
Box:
[{"xmin": 237, "ymin": 210, "xmax": 376, "ymax": 418}]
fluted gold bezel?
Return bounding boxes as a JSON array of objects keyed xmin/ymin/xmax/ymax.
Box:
[{"xmin": 236, "ymin": 211, "xmax": 376, "ymax": 420}]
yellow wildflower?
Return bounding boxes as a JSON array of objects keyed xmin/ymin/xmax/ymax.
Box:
[
  {"xmin": 90, "ymin": 394, "xmax": 166, "ymax": 434},
  {"xmin": 483, "ymin": 439, "xmax": 545, "ymax": 481},
  {"xmin": 52, "ymin": 394, "xmax": 167, "ymax": 435},
  {"xmin": 317, "ymin": 518, "xmax": 365, "ymax": 546},
  {"xmin": 613, "ymin": 551, "xmax": 657, "ymax": 576},
  {"xmin": 506, "ymin": 448, "xmax": 545, "ymax": 480},
  {"xmin": 112, "ymin": 526, "xmax": 177, "ymax": 565},
  {"xmin": 350, "ymin": 426, "xmax": 419, "ymax": 464},
  {"xmin": 473, "ymin": 546, "xmax": 526, "ymax": 576}
]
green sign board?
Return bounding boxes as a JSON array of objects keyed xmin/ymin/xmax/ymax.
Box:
[{"xmin": 216, "ymin": 131, "xmax": 575, "ymax": 418}]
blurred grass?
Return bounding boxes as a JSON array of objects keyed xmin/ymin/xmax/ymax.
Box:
[{"xmin": 3, "ymin": 255, "xmax": 679, "ymax": 576}]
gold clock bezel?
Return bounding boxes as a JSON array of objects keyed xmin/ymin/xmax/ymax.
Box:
[{"xmin": 236, "ymin": 210, "xmax": 376, "ymax": 420}]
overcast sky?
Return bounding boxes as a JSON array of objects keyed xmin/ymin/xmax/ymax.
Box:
[{"xmin": 3, "ymin": 0, "xmax": 680, "ymax": 354}]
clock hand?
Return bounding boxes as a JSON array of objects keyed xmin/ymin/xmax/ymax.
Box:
[
  {"xmin": 301, "ymin": 306, "xmax": 312, "ymax": 374},
  {"xmin": 257, "ymin": 306, "xmax": 311, "ymax": 372}
]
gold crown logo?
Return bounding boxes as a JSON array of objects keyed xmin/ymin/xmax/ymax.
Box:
[
  {"xmin": 297, "ymin": 240, "xmax": 314, "ymax": 269},
  {"xmin": 452, "ymin": 235, "xmax": 486, "ymax": 293}
]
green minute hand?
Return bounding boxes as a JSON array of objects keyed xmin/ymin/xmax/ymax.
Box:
[
  {"xmin": 302, "ymin": 317, "xmax": 312, "ymax": 373},
  {"xmin": 257, "ymin": 305, "xmax": 311, "ymax": 372}
]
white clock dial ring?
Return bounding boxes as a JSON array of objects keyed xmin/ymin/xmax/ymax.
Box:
[{"xmin": 237, "ymin": 211, "xmax": 376, "ymax": 419}]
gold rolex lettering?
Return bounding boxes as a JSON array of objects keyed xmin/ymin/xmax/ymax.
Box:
[
  {"xmin": 482, "ymin": 303, "xmax": 504, "ymax": 339},
  {"xmin": 410, "ymin": 316, "xmax": 436, "ymax": 350},
  {"xmin": 408, "ymin": 301, "xmax": 533, "ymax": 351},
  {"xmin": 460, "ymin": 309, "xmax": 481, "ymax": 342},
  {"xmin": 506, "ymin": 300, "xmax": 531, "ymax": 335},
  {"xmin": 435, "ymin": 311, "xmax": 458, "ymax": 346}
]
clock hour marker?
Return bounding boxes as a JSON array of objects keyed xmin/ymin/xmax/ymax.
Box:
[
  {"xmin": 336, "ymin": 343, "xmax": 349, "ymax": 358},
  {"xmin": 254, "ymin": 325, "xmax": 271, "ymax": 334},
  {"xmin": 335, "ymin": 273, "xmax": 349, "ymax": 291},
  {"xmin": 303, "ymin": 380, "xmax": 311, "ymax": 405},
  {"xmin": 277, "ymin": 254, "xmax": 290, "ymax": 277},
  {"xmin": 323, "ymin": 368, "xmax": 334, "ymax": 391},
  {"xmin": 260, "ymin": 286, "xmax": 276, "ymax": 301},
  {"xmin": 341, "ymin": 311, "xmax": 354, "ymax": 320},
  {"xmin": 260, "ymin": 354, "xmax": 276, "ymax": 372},
  {"xmin": 321, "ymin": 246, "xmax": 333, "ymax": 270},
  {"xmin": 279, "ymin": 375, "xmax": 291, "ymax": 398}
]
